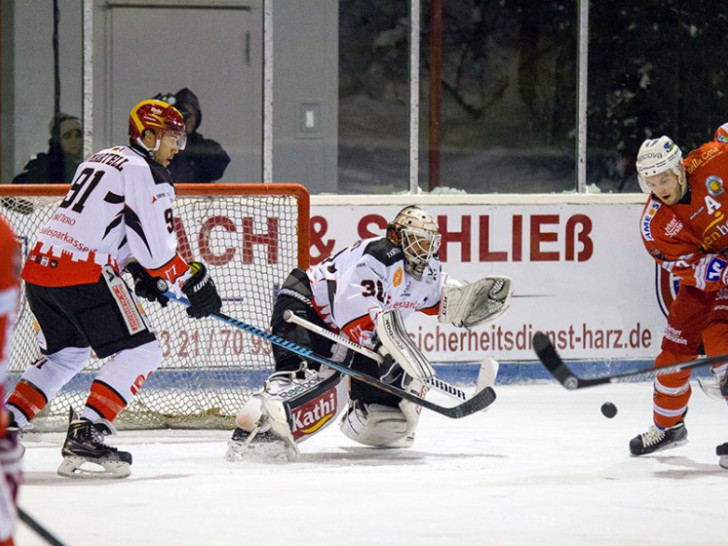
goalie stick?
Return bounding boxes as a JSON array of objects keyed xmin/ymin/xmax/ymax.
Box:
[
  {"xmin": 165, "ymin": 293, "xmax": 496, "ymax": 418},
  {"xmin": 283, "ymin": 310, "xmax": 497, "ymax": 403},
  {"xmin": 533, "ymin": 331, "xmax": 728, "ymax": 390}
]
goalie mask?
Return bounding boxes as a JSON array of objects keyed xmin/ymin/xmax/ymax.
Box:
[
  {"xmin": 387, "ymin": 206, "xmax": 441, "ymax": 280},
  {"xmin": 128, "ymin": 99, "xmax": 187, "ymax": 152}
]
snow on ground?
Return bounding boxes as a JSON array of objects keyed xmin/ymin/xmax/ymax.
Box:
[{"xmin": 14, "ymin": 382, "xmax": 728, "ymax": 545}]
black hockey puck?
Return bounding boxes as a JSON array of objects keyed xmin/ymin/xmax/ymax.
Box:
[{"xmin": 601, "ymin": 402, "xmax": 617, "ymax": 418}]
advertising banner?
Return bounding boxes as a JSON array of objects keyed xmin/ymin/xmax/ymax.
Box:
[{"xmin": 310, "ymin": 202, "xmax": 666, "ymax": 362}]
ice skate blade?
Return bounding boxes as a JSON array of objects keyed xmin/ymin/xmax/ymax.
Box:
[
  {"xmin": 224, "ymin": 439, "xmax": 298, "ymax": 464},
  {"xmin": 630, "ymin": 438, "xmax": 688, "ymax": 457},
  {"xmin": 57, "ymin": 455, "xmax": 131, "ymax": 479}
]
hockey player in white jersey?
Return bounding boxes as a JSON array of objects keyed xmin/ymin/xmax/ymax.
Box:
[
  {"xmin": 228, "ymin": 205, "xmax": 512, "ymax": 461},
  {"xmin": 5, "ymin": 99, "xmax": 222, "ymax": 478}
]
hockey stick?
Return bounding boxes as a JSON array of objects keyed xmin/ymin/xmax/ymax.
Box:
[
  {"xmin": 283, "ymin": 310, "xmax": 497, "ymax": 402},
  {"xmin": 18, "ymin": 507, "xmax": 67, "ymax": 546},
  {"xmin": 165, "ymin": 294, "xmax": 496, "ymax": 418},
  {"xmin": 533, "ymin": 331, "xmax": 728, "ymax": 390}
]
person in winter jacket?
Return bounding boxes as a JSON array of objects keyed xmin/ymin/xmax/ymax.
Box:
[
  {"xmin": 13, "ymin": 113, "xmax": 83, "ymax": 184},
  {"xmin": 154, "ymin": 88, "xmax": 230, "ymax": 183}
]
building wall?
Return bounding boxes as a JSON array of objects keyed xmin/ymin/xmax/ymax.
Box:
[{"xmin": 4, "ymin": 0, "xmax": 339, "ymax": 192}]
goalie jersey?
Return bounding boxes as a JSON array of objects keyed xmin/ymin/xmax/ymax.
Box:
[
  {"xmin": 307, "ymin": 237, "xmax": 447, "ymax": 348},
  {"xmin": 22, "ymin": 144, "xmax": 189, "ymax": 289}
]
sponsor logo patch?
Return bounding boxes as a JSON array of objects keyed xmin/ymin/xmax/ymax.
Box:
[
  {"xmin": 706, "ymin": 257, "xmax": 727, "ymax": 283},
  {"xmin": 656, "ymin": 266, "xmax": 680, "ymax": 319},
  {"xmin": 290, "ymin": 390, "xmax": 338, "ymax": 440},
  {"xmin": 640, "ymin": 200, "xmax": 662, "ymax": 241},
  {"xmin": 706, "ymin": 175, "xmax": 725, "ymax": 197},
  {"xmin": 393, "ymin": 267, "xmax": 403, "ymax": 287}
]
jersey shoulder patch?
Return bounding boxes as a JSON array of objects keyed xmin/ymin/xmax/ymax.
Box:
[
  {"xmin": 640, "ymin": 199, "xmax": 663, "ymax": 242},
  {"xmin": 363, "ymin": 238, "xmax": 403, "ymax": 267}
]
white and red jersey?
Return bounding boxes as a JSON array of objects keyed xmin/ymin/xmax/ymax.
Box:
[
  {"xmin": 307, "ymin": 237, "xmax": 447, "ymax": 348},
  {"xmin": 22, "ymin": 144, "xmax": 189, "ymax": 289}
]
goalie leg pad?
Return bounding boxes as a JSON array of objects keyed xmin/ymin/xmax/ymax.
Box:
[
  {"xmin": 341, "ymin": 401, "xmax": 409, "ymax": 447},
  {"xmin": 228, "ymin": 365, "xmax": 348, "ymax": 461},
  {"xmin": 341, "ymin": 378, "xmax": 425, "ymax": 448},
  {"xmin": 377, "ymin": 310, "xmax": 434, "ymax": 380},
  {"xmin": 340, "ymin": 400, "xmax": 419, "ymax": 448}
]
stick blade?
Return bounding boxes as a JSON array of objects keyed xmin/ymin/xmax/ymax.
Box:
[
  {"xmin": 532, "ymin": 331, "xmax": 580, "ymax": 390},
  {"xmin": 476, "ymin": 356, "xmax": 499, "ymax": 392},
  {"xmin": 444, "ymin": 386, "xmax": 496, "ymax": 418}
]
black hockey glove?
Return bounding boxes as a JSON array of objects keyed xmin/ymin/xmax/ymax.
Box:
[
  {"xmin": 125, "ymin": 262, "xmax": 169, "ymax": 308},
  {"xmin": 182, "ymin": 261, "xmax": 222, "ymax": 319},
  {"xmin": 377, "ymin": 347, "xmax": 408, "ymax": 388}
]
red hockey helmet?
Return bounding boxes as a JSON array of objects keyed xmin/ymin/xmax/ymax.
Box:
[{"xmin": 128, "ymin": 99, "xmax": 186, "ymax": 150}]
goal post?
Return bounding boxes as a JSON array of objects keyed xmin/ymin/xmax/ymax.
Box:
[{"xmin": 0, "ymin": 183, "xmax": 310, "ymax": 430}]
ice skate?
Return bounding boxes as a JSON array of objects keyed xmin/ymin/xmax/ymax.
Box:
[
  {"xmin": 716, "ymin": 442, "xmax": 728, "ymax": 470},
  {"xmin": 57, "ymin": 407, "xmax": 132, "ymax": 479},
  {"xmin": 225, "ymin": 396, "xmax": 300, "ymax": 463},
  {"xmin": 7, "ymin": 412, "xmax": 17, "ymax": 430},
  {"xmin": 225, "ymin": 422, "xmax": 298, "ymax": 464},
  {"xmin": 629, "ymin": 422, "xmax": 687, "ymax": 456}
]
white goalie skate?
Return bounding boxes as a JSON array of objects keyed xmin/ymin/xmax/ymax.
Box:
[{"xmin": 225, "ymin": 397, "xmax": 299, "ymax": 464}]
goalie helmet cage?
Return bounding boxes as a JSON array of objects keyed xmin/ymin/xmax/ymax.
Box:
[{"xmin": 0, "ymin": 183, "xmax": 310, "ymax": 431}]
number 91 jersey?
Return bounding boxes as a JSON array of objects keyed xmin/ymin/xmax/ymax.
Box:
[
  {"xmin": 307, "ymin": 236, "xmax": 447, "ymax": 348},
  {"xmin": 22, "ymin": 145, "xmax": 181, "ymax": 288}
]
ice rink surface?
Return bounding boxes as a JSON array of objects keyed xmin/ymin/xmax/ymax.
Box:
[{"xmin": 14, "ymin": 382, "xmax": 728, "ymax": 545}]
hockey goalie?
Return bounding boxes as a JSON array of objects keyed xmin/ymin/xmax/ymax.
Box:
[{"xmin": 227, "ymin": 205, "xmax": 513, "ymax": 461}]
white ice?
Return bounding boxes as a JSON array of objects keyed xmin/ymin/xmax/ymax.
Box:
[{"xmin": 14, "ymin": 382, "xmax": 728, "ymax": 546}]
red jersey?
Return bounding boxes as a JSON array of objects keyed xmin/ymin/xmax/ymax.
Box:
[
  {"xmin": 0, "ymin": 215, "xmax": 20, "ymax": 410},
  {"xmin": 640, "ymin": 141, "xmax": 728, "ymax": 291}
]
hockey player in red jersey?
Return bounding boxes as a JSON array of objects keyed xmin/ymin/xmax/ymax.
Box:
[
  {"xmin": 5, "ymin": 99, "xmax": 222, "ymax": 478},
  {"xmin": 632, "ymin": 134, "xmax": 728, "ymax": 468},
  {"xmin": 0, "ymin": 216, "xmax": 21, "ymax": 546},
  {"xmin": 227, "ymin": 205, "xmax": 512, "ymax": 461}
]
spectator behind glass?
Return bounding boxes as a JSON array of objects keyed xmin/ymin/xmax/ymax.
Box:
[
  {"xmin": 12, "ymin": 113, "xmax": 83, "ymax": 184},
  {"xmin": 154, "ymin": 88, "xmax": 231, "ymax": 183}
]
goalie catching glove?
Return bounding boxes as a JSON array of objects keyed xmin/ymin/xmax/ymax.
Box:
[
  {"xmin": 182, "ymin": 261, "xmax": 222, "ymax": 319},
  {"xmin": 125, "ymin": 261, "xmax": 169, "ymax": 307},
  {"xmin": 439, "ymin": 275, "xmax": 513, "ymax": 328}
]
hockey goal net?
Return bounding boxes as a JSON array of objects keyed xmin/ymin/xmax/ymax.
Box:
[{"xmin": 0, "ymin": 183, "xmax": 309, "ymax": 430}]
